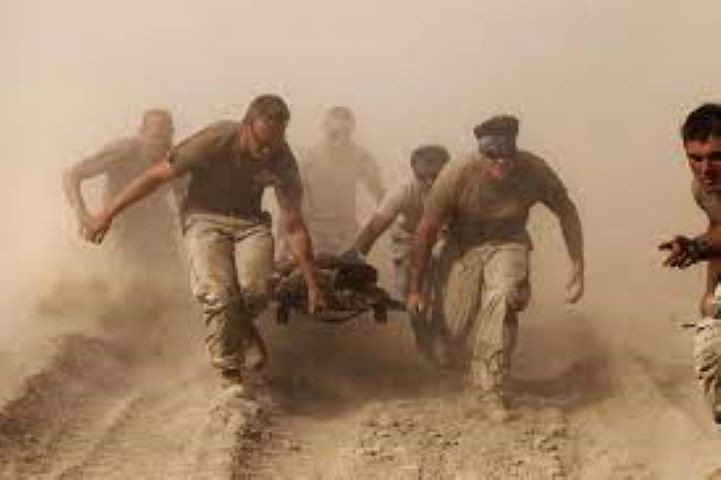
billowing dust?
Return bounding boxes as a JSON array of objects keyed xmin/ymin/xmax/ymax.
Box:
[{"xmin": 2, "ymin": 1, "xmax": 721, "ymax": 479}]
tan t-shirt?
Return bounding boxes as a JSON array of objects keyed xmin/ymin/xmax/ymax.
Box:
[
  {"xmin": 89, "ymin": 137, "xmax": 177, "ymax": 256},
  {"xmin": 300, "ymin": 141, "xmax": 383, "ymax": 230},
  {"xmin": 376, "ymin": 176, "xmax": 425, "ymax": 239},
  {"xmin": 169, "ymin": 121, "xmax": 302, "ymax": 220},
  {"xmin": 424, "ymin": 150, "xmax": 571, "ymax": 247}
]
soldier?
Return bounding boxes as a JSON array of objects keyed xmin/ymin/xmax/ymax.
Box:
[
  {"xmin": 63, "ymin": 109, "xmax": 178, "ymax": 269},
  {"xmin": 298, "ymin": 106, "xmax": 385, "ymax": 255},
  {"xmin": 83, "ymin": 95, "xmax": 325, "ymax": 396},
  {"xmin": 407, "ymin": 115, "xmax": 585, "ymax": 421},
  {"xmin": 660, "ymin": 103, "xmax": 721, "ymax": 430},
  {"xmin": 348, "ymin": 145, "xmax": 450, "ymax": 362}
]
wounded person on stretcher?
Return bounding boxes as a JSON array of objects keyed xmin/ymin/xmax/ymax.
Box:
[{"xmin": 272, "ymin": 254, "xmax": 403, "ymax": 323}]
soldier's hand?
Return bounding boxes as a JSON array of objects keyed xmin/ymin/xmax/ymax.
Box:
[
  {"xmin": 306, "ymin": 284, "xmax": 328, "ymax": 314},
  {"xmin": 406, "ymin": 291, "xmax": 428, "ymax": 315},
  {"xmin": 659, "ymin": 235, "xmax": 701, "ymax": 269},
  {"xmin": 74, "ymin": 209, "xmax": 92, "ymax": 238},
  {"xmin": 82, "ymin": 212, "xmax": 113, "ymax": 244},
  {"xmin": 566, "ymin": 262, "xmax": 584, "ymax": 303}
]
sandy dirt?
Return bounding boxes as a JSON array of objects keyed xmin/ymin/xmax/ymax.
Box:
[{"xmin": 1, "ymin": 287, "xmax": 721, "ymax": 480}]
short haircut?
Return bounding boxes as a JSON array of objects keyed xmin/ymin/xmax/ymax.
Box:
[
  {"xmin": 411, "ymin": 144, "xmax": 450, "ymax": 168},
  {"xmin": 473, "ymin": 115, "xmax": 519, "ymax": 139},
  {"xmin": 682, "ymin": 103, "xmax": 721, "ymax": 143},
  {"xmin": 244, "ymin": 94, "xmax": 291, "ymax": 125},
  {"xmin": 142, "ymin": 108, "xmax": 172, "ymax": 126},
  {"xmin": 326, "ymin": 106, "xmax": 355, "ymax": 124}
]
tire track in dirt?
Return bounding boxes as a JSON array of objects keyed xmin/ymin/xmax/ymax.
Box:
[
  {"xmin": 238, "ymin": 312, "xmax": 721, "ymax": 479},
  {"xmin": 240, "ymin": 318, "xmax": 585, "ymax": 479},
  {"xmin": 0, "ymin": 333, "xmax": 266, "ymax": 480}
]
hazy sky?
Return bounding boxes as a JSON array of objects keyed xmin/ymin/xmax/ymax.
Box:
[{"xmin": 2, "ymin": 0, "xmax": 720, "ymax": 307}]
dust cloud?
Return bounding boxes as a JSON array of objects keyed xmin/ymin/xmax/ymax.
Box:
[{"xmin": 2, "ymin": 1, "xmax": 721, "ymax": 478}]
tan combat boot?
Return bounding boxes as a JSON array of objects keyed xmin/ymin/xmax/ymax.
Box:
[{"xmin": 479, "ymin": 390, "xmax": 512, "ymax": 423}]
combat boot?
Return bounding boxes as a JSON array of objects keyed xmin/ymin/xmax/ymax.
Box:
[
  {"xmin": 220, "ymin": 368, "xmax": 249, "ymax": 399},
  {"xmin": 243, "ymin": 332, "xmax": 268, "ymax": 371},
  {"xmin": 479, "ymin": 391, "xmax": 512, "ymax": 423}
]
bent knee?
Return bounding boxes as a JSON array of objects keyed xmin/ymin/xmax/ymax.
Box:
[
  {"xmin": 487, "ymin": 284, "xmax": 530, "ymax": 312},
  {"xmin": 193, "ymin": 285, "xmax": 241, "ymax": 313},
  {"xmin": 240, "ymin": 279, "xmax": 271, "ymax": 311}
]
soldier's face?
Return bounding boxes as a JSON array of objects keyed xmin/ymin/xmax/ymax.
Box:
[
  {"xmin": 478, "ymin": 134, "xmax": 518, "ymax": 181},
  {"xmin": 141, "ymin": 114, "xmax": 173, "ymax": 143},
  {"xmin": 248, "ymin": 116, "xmax": 286, "ymax": 159},
  {"xmin": 325, "ymin": 115, "xmax": 355, "ymax": 141},
  {"xmin": 413, "ymin": 162, "xmax": 444, "ymax": 190},
  {"xmin": 686, "ymin": 137, "xmax": 721, "ymax": 193}
]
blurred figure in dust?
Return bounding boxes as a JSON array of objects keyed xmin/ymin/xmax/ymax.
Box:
[
  {"xmin": 63, "ymin": 109, "xmax": 179, "ymax": 270},
  {"xmin": 295, "ymin": 106, "xmax": 385, "ymax": 256},
  {"xmin": 346, "ymin": 145, "xmax": 450, "ymax": 364},
  {"xmin": 408, "ymin": 115, "xmax": 585, "ymax": 422},
  {"xmin": 660, "ymin": 103, "xmax": 721, "ymax": 432}
]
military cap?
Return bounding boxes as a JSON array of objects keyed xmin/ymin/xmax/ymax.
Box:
[{"xmin": 473, "ymin": 115, "xmax": 520, "ymax": 139}]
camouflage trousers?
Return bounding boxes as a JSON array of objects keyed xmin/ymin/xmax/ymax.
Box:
[
  {"xmin": 694, "ymin": 317, "xmax": 721, "ymax": 424},
  {"xmin": 183, "ymin": 213, "xmax": 274, "ymax": 373},
  {"xmin": 435, "ymin": 242, "xmax": 530, "ymax": 393}
]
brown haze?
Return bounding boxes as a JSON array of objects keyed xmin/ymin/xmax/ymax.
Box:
[{"xmin": 1, "ymin": 1, "xmax": 721, "ymax": 478}]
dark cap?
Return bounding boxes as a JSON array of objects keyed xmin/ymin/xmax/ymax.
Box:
[
  {"xmin": 473, "ymin": 115, "xmax": 519, "ymax": 139},
  {"xmin": 410, "ymin": 144, "xmax": 450, "ymax": 168}
]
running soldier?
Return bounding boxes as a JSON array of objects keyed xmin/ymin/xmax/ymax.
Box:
[
  {"xmin": 298, "ymin": 106, "xmax": 385, "ymax": 255},
  {"xmin": 407, "ymin": 115, "xmax": 585, "ymax": 421},
  {"xmin": 347, "ymin": 145, "xmax": 450, "ymax": 362},
  {"xmin": 63, "ymin": 109, "xmax": 178, "ymax": 269},
  {"xmin": 660, "ymin": 103, "xmax": 721, "ymax": 431},
  {"xmin": 83, "ymin": 95, "xmax": 325, "ymax": 395}
]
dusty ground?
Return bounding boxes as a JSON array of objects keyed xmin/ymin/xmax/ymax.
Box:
[{"xmin": 0, "ymin": 284, "xmax": 720, "ymax": 480}]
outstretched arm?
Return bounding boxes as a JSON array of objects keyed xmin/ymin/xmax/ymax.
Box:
[
  {"xmin": 659, "ymin": 222, "xmax": 721, "ymax": 269},
  {"xmin": 549, "ymin": 198, "xmax": 585, "ymax": 303},
  {"xmin": 407, "ymin": 215, "xmax": 442, "ymax": 313},
  {"xmin": 85, "ymin": 159, "xmax": 174, "ymax": 243},
  {"xmin": 63, "ymin": 141, "xmax": 134, "ymax": 229},
  {"xmin": 354, "ymin": 214, "xmax": 395, "ymax": 256},
  {"xmin": 280, "ymin": 204, "xmax": 326, "ymax": 313}
]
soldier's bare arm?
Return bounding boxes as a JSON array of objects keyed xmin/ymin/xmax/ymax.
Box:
[
  {"xmin": 354, "ymin": 214, "xmax": 395, "ymax": 256},
  {"xmin": 63, "ymin": 141, "xmax": 134, "ymax": 230},
  {"xmin": 659, "ymin": 222, "xmax": 721, "ymax": 269},
  {"xmin": 537, "ymin": 160, "xmax": 585, "ymax": 303},
  {"xmin": 551, "ymin": 199, "xmax": 585, "ymax": 303},
  {"xmin": 407, "ymin": 215, "xmax": 442, "ymax": 313},
  {"xmin": 85, "ymin": 158, "xmax": 175, "ymax": 244},
  {"xmin": 279, "ymin": 204, "xmax": 326, "ymax": 313}
]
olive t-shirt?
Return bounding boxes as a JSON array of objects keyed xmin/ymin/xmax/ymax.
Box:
[
  {"xmin": 424, "ymin": 150, "xmax": 571, "ymax": 247},
  {"xmin": 300, "ymin": 141, "xmax": 383, "ymax": 228},
  {"xmin": 169, "ymin": 121, "xmax": 302, "ymax": 219},
  {"xmin": 376, "ymin": 176, "xmax": 426, "ymax": 239}
]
